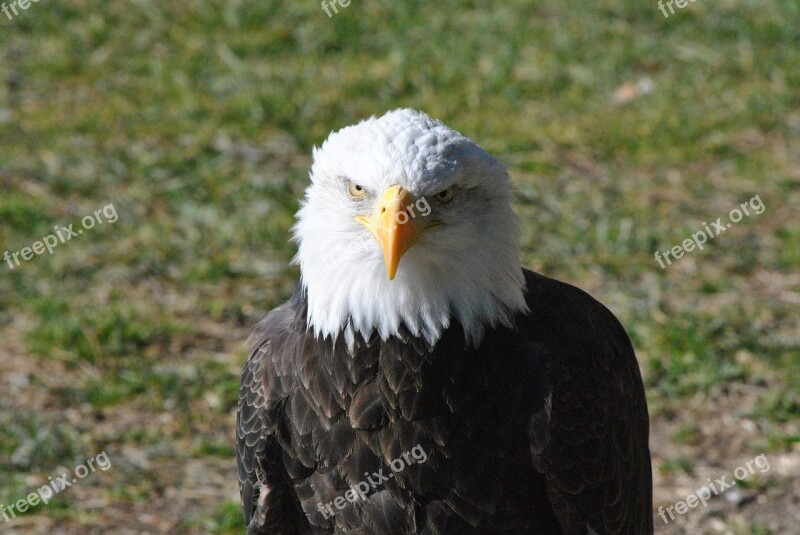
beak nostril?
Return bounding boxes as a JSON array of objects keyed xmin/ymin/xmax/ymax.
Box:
[{"xmin": 381, "ymin": 207, "xmax": 386, "ymax": 213}]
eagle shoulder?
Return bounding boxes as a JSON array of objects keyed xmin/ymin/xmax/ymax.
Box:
[
  {"xmin": 520, "ymin": 269, "xmax": 653, "ymax": 534},
  {"xmin": 236, "ymin": 299, "xmax": 315, "ymax": 535}
]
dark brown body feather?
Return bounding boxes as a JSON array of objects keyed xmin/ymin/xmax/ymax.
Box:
[{"xmin": 236, "ymin": 269, "xmax": 653, "ymax": 534}]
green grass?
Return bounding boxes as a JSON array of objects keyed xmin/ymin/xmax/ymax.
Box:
[{"xmin": 0, "ymin": 0, "xmax": 798, "ymax": 532}]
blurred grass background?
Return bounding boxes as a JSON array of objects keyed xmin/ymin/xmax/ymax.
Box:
[{"xmin": 0, "ymin": 0, "xmax": 798, "ymax": 533}]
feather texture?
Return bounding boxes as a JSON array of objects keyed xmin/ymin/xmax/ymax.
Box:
[{"xmin": 236, "ymin": 270, "xmax": 653, "ymax": 534}]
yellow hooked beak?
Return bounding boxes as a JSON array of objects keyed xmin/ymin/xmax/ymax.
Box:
[{"xmin": 355, "ymin": 185, "xmax": 417, "ymax": 280}]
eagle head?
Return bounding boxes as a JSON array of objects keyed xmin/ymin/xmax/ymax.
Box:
[{"xmin": 292, "ymin": 109, "xmax": 527, "ymax": 348}]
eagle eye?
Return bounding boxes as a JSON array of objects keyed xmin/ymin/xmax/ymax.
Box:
[
  {"xmin": 434, "ymin": 188, "xmax": 454, "ymax": 203},
  {"xmin": 347, "ymin": 180, "xmax": 367, "ymax": 198}
]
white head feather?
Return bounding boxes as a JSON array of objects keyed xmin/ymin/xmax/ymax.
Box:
[{"xmin": 292, "ymin": 109, "xmax": 527, "ymax": 349}]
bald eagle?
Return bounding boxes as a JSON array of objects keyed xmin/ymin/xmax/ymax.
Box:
[{"xmin": 237, "ymin": 109, "xmax": 653, "ymax": 534}]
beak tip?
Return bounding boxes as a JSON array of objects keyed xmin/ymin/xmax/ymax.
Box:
[{"xmin": 372, "ymin": 184, "xmax": 416, "ymax": 282}]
